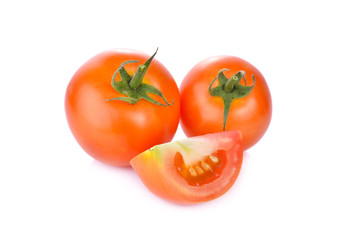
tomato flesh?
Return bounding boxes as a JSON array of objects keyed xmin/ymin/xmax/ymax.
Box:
[
  {"xmin": 174, "ymin": 150, "xmax": 227, "ymax": 187},
  {"xmin": 130, "ymin": 131, "xmax": 243, "ymax": 204}
]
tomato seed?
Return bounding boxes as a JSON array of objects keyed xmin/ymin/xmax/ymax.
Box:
[
  {"xmin": 195, "ymin": 166, "xmax": 204, "ymax": 175},
  {"xmin": 209, "ymin": 155, "xmax": 219, "ymax": 164},
  {"xmin": 188, "ymin": 167, "xmax": 197, "ymax": 177},
  {"xmin": 201, "ymin": 162, "xmax": 213, "ymax": 172}
]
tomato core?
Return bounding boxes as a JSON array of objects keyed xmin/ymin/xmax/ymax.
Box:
[{"xmin": 174, "ymin": 150, "xmax": 227, "ymax": 186}]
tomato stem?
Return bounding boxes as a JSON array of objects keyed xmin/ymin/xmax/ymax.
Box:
[
  {"xmin": 110, "ymin": 60, "xmax": 139, "ymax": 90},
  {"xmin": 107, "ymin": 48, "xmax": 173, "ymax": 106},
  {"xmin": 129, "ymin": 48, "xmax": 158, "ymax": 89},
  {"xmin": 129, "ymin": 65, "xmax": 146, "ymax": 89},
  {"xmin": 208, "ymin": 70, "xmax": 255, "ymax": 131},
  {"xmin": 224, "ymin": 71, "xmax": 245, "ymax": 92}
]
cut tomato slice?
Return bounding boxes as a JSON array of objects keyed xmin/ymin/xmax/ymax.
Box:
[{"xmin": 130, "ymin": 131, "xmax": 243, "ymax": 204}]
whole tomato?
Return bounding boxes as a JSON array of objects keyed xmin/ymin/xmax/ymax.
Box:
[
  {"xmin": 65, "ymin": 49, "xmax": 180, "ymax": 166},
  {"xmin": 180, "ymin": 56, "xmax": 272, "ymax": 150}
]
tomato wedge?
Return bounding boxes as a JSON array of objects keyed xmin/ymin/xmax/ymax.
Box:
[{"xmin": 130, "ymin": 131, "xmax": 243, "ymax": 204}]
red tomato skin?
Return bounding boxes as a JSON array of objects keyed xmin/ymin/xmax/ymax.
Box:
[
  {"xmin": 180, "ymin": 56, "xmax": 272, "ymax": 150},
  {"xmin": 65, "ymin": 49, "xmax": 180, "ymax": 166}
]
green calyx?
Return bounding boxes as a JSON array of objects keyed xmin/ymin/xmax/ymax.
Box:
[
  {"xmin": 208, "ymin": 69, "xmax": 256, "ymax": 131},
  {"xmin": 106, "ymin": 48, "xmax": 174, "ymax": 106}
]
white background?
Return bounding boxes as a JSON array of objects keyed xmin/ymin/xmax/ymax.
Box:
[{"xmin": 1, "ymin": 0, "xmax": 341, "ymax": 239}]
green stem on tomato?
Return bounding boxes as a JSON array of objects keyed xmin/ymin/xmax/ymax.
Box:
[
  {"xmin": 208, "ymin": 70, "xmax": 255, "ymax": 131},
  {"xmin": 107, "ymin": 48, "xmax": 173, "ymax": 106}
]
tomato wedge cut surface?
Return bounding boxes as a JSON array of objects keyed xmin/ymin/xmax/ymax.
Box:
[{"xmin": 130, "ymin": 131, "xmax": 243, "ymax": 204}]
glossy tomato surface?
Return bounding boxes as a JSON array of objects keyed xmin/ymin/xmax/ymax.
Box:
[
  {"xmin": 180, "ymin": 56, "xmax": 272, "ymax": 150},
  {"xmin": 65, "ymin": 49, "xmax": 180, "ymax": 166},
  {"xmin": 130, "ymin": 131, "xmax": 243, "ymax": 204}
]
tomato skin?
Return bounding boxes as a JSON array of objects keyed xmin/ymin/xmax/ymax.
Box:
[
  {"xmin": 65, "ymin": 49, "xmax": 180, "ymax": 166},
  {"xmin": 130, "ymin": 131, "xmax": 243, "ymax": 204},
  {"xmin": 180, "ymin": 56, "xmax": 272, "ymax": 150}
]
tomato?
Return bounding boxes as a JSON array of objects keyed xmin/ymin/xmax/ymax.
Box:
[
  {"xmin": 130, "ymin": 131, "xmax": 243, "ymax": 204},
  {"xmin": 180, "ymin": 56, "xmax": 272, "ymax": 150},
  {"xmin": 65, "ymin": 49, "xmax": 180, "ymax": 166}
]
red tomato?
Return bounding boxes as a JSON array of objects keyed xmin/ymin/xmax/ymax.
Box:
[
  {"xmin": 65, "ymin": 49, "xmax": 180, "ymax": 166},
  {"xmin": 180, "ymin": 56, "xmax": 272, "ymax": 150},
  {"xmin": 130, "ymin": 131, "xmax": 243, "ymax": 204}
]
